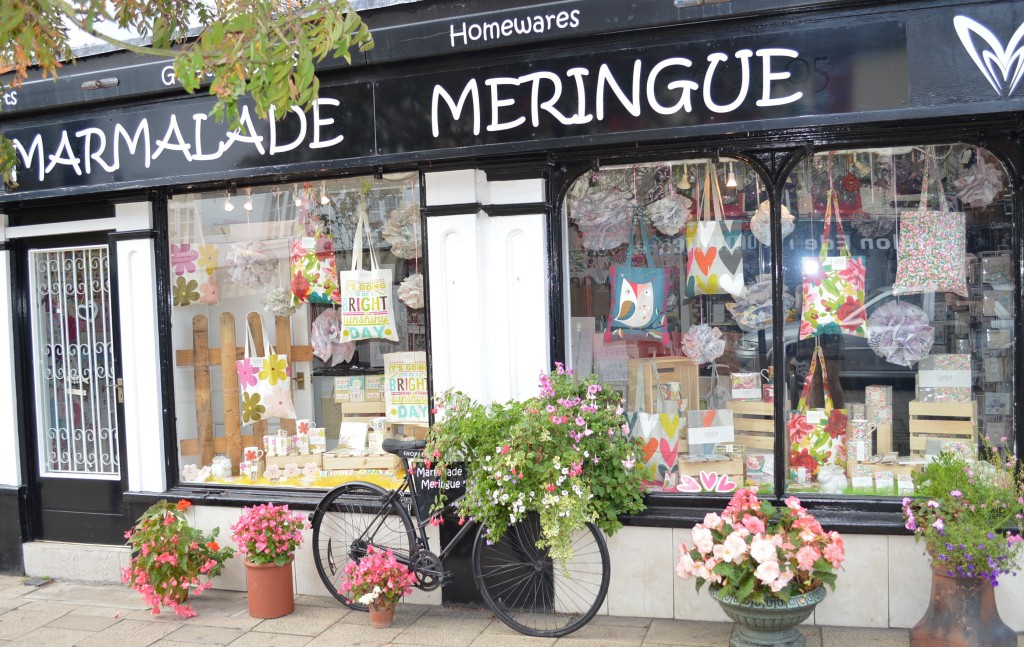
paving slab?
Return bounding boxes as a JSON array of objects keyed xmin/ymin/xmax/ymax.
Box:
[
  {"xmin": 391, "ymin": 613, "xmax": 491, "ymax": 646},
  {"xmin": 305, "ymin": 622, "xmax": 403, "ymax": 647},
  {"xmin": 23, "ymin": 581, "xmax": 147, "ymax": 609},
  {"xmin": 76, "ymin": 619, "xmax": 183, "ymax": 647},
  {"xmin": 471, "ymin": 624, "xmax": 557, "ymax": 647},
  {"xmin": 46, "ymin": 612, "xmax": 121, "ymax": 632},
  {"xmin": 250, "ymin": 604, "xmax": 349, "ymax": 636},
  {"xmin": 159, "ymin": 624, "xmax": 247, "ymax": 645},
  {"xmin": 820, "ymin": 626, "xmax": 911, "ymax": 647},
  {"xmin": 550, "ymin": 623, "xmax": 647, "ymax": 647},
  {"xmin": 4, "ymin": 625, "xmax": 93, "ymax": 646},
  {"xmin": 643, "ymin": 619, "xmax": 733, "ymax": 646},
  {"xmin": 0, "ymin": 607, "xmax": 74, "ymax": 640},
  {"xmin": 226, "ymin": 632, "xmax": 314, "ymax": 647}
]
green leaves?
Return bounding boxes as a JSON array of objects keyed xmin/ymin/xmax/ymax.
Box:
[{"xmin": 0, "ymin": 0, "xmax": 374, "ymax": 188}]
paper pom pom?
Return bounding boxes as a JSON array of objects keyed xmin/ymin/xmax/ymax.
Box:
[
  {"xmin": 310, "ymin": 309, "xmax": 355, "ymax": 366},
  {"xmin": 867, "ymin": 300, "xmax": 934, "ymax": 367},
  {"xmin": 569, "ymin": 188, "xmax": 633, "ymax": 251},
  {"xmin": 727, "ymin": 274, "xmax": 796, "ymax": 332},
  {"xmin": 261, "ymin": 287, "xmax": 299, "ymax": 318},
  {"xmin": 955, "ymin": 151, "xmax": 1005, "ymax": 206},
  {"xmin": 398, "ymin": 273, "xmax": 424, "ymax": 309},
  {"xmin": 225, "ymin": 241, "xmax": 280, "ymax": 290},
  {"xmin": 749, "ymin": 200, "xmax": 795, "ymax": 246},
  {"xmin": 681, "ymin": 324, "xmax": 726, "ymax": 365},
  {"xmin": 382, "ymin": 202, "xmax": 422, "ymax": 259},
  {"xmin": 646, "ymin": 193, "xmax": 693, "ymax": 236}
]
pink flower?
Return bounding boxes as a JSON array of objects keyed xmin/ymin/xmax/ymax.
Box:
[
  {"xmin": 796, "ymin": 545, "xmax": 820, "ymax": 571},
  {"xmin": 755, "ymin": 559, "xmax": 781, "ymax": 584},
  {"xmin": 741, "ymin": 514, "xmax": 766, "ymax": 535},
  {"xmin": 236, "ymin": 359, "xmax": 259, "ymax": 389},
  {"xmin": 171, "ymin": 243, "xmax": 199, "ymax": 276}
]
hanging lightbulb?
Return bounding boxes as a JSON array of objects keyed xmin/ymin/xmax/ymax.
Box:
[
  {"xmin": 243, "ymin": 188, "xmax": 254, "ymax": 211},
  {"xmin": 293, "ymin": 183, "xmax": 302, "ymax": 208},
  {"xmin": 320, "ymin": 181, "xmax": 330, "ymax": 206},
  {"xmin": 680, "ymin": 164, "xmax": 690, "ymax": 190},
  {"xmin": 223, "ymin": 190, "xmax": 235, "ymax": 212},
  {"xmin": 726, "ymin": 162, "xmax": 737, "ymax": 188}
]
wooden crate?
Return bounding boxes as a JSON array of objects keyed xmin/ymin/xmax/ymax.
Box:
[
  {"xmin": 265, "ymin": 453, "xmax": 322, "ymax": 469},
  {"xmin": 727, "ymin": 400, "xmax": 775, "ymax": 451},
  {"xmin": 909, "ymin": 400, "xmax": 977, "ymax": 455},
  {"xmin": 627, "ymin": 357, "xmax": 700, "ymax": 412},
  {"xmin": 322, "ymin": 451, "xmax": 402, "ymax": 471}
]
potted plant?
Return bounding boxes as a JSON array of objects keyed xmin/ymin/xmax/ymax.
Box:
[
  {"xmin": 230, "ymin": 502, "xmax": 308, "ymax": 619},
  {"xmin": 121, "ymin": 499, "xmax": 235, "ymax": 618},
  {"xmin": 676, "ymin": 488, "xmax": 845, "ymax": 647},
  {"xmin": 339, "ymin": 546, "xmax": 418, "ymax": 628},
  {"xmin": 425, "ymin": 363, "xmax": 646, "ymax": 565},
  {"xmin": 901, "ymin": 441, "xmax": 1024, "ymax": 647}
]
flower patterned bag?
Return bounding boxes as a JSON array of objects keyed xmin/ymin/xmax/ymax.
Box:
[
  {"xmin": 799, "ymin": 188, "xmax": 867, "ymax": 339},
  {"xmin": 787, "ymin": 346, "xmax": 847, "ymax": 478},
  {"xmin": 893, "ymin": 159, "xmax": 969, "ymax": 298},
  {"xmin": 685, "ymin": 163, "xmax": 744, "ymax": 297},
  {"xmin": 171, "ymin": 207, "xmax": 219, "ymax": 307},
  {"xmin": 605, "ymin": 206, "xmax": 669, "ymax": 344},
  {"xmin": 235, "ymin": 313, "xmax": 296, "ymax": 426},
  {"xmin": 290, "ymin": 202, "xmax": 341, "ymax": 305}
]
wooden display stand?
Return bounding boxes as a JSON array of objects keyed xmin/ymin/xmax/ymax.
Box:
[
  {"xmin": 176, "ymin": 312, "xmax": 313, "ymax": 475},
  {"xmin": 726, "ymin": 400, "xmax": 775, "ymax": 452},
  {"xmin": 627, "ymin": 357, "xmax": 700, "ymax": 412},
  {"xmin": 265, "ymin": 453, "xmax": 323, "ymax": 469},
  {"xmin": 908, "ymin": 400, "xmax": 977, "ymax": 456}
]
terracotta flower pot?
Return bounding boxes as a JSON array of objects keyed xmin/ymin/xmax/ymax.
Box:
[
  {"xmin": 244, "ymin": 559, "xmax": 295, "ymax": 619},
  {"xmin": 910, "ymin": 568, "xmax": 1015, "ymax": 647},
  {"xmin": 369, "ymin": 600, "xmax": 396, "ymax": 628}
]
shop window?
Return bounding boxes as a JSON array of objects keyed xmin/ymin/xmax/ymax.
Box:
[
  {"xmin": 782, "ymin": 145, "xmax": 1014, "ymax": 497},
  {"xmin": 564, "ymin": 158, "xmax": 778, "ymax": 495},
  {"xmin": 168, "ymin": 175, "xmax": 426, "ymax": 489}
]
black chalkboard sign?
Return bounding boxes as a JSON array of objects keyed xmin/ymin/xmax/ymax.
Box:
[{"xmin": 410, "ymin": 460, "xmax": 468, "ymax": 519}]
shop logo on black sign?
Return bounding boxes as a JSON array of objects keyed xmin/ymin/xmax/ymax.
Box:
[{"xmin": 954, "ymin": 16, "xmax": 1024, "ymax": 97}]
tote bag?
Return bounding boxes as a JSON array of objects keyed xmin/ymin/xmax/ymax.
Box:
[
  {"xmin": 685, "ymin": 164, "xmax": 744, "ymax": 297},
  {"xmin": 337, "ymin": 203, "xmax": 399, "ymax": 342},
  {"xmin": 236, "ymin": 313, "xmax": 297, "ymax": 426},
  {"xmin": 605, "ymin": 206, "xmax": 669, "ymax": 344},
  {"xmin": 290, "ymin": 203, "xmax": 341, "ymax": 305},
  {"xmin": 626, "ymin": 411, "xmax": 681, "ymax": 487},
  {"xmin": 893, "ymin": 159, "xmax": 969, "ymax": 298},
  {"xmin": 171, "ymin": 207, "xmax": 219, "ymax": 307},
  {"xmin": 799, "ymin": 188, "xmax": 867, "ymax": 339},
  {"xmin": 787, "ymin": 346, "xmax": 847, "ymax": 478}
]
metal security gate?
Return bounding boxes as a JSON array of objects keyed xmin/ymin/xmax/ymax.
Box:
[{"xmin": 22, "ymin": 238, "xmax": 127, "ymax": 543}]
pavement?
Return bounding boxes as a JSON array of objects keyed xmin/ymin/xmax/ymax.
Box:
[{"xmin": 0, "ymin": 574, "xmax": 939, "ymax": 647}]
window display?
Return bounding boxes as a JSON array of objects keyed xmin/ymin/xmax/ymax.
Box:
[
  {"xmin": 169, "ymin": 175, "xmax": 425, "ymax": 489},
  {"xmin": 783, "ymin": 146, "xmax": 1014, "ymax": 497},
  {"xmin": 564, "ymin": 158, "xmax": 779, "ymax": 494}
]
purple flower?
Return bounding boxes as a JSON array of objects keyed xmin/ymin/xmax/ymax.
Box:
[
  {"xmin": 950, "ymin": 490, "xmax": 963, "ymax": 498},
  {"xmin": 932, "ymin": 518, "xmax": 944, "ymax": 532}
]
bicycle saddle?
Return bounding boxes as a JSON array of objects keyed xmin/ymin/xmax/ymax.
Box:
[{"xmin": 382, "ymin": 438, "xmax": 427, "ymax": 455}]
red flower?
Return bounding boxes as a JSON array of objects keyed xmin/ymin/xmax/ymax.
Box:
[
  {"xmin": 791, "ymin": 449, "xmax": 820, "ymax": 473},
  {"xmin": 838, "ymin": 258, "xmax": 865, "ymax": 291},
  {"xmin": 314, "ymin": 236, "xmax": 335, "ymax": 262},
  {"xmin": 176, "ymin": 500, "xmax": 192, "ymax": 511},
  {"xmin": 836, "ymin": 296, "xmax": 864, "ymax": 331},
  {"xmin": 206, "ymin": 541, "xmax": 220, "ymax": 551},
  {"xmin": 826, "ymin": 410, "xmax": 848, "ymax": 439},
  {"xmin": 840, "ymin": 173, "xmax": 861, "ymax": 193},
  {"xmin": 788, "ymin": 414, "xmax": 814, "ymax": 445},
  {"xmin": 291, "ymin": 270, "xmax": 311, "ymax": 302}
]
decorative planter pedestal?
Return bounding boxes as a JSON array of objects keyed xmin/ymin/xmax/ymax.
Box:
[
  {"xmin": 244, "ymin": 560, "xmax": 295, "ymax": 619},
  {"xmin": 711, "ymin": 586, "xmax": 826, "ymax": 647},
  {"xmin": 910, "ymin": 568, "xmax": 1014, "ymax": 647},
  {"xmin": 369, "ymin": 600, "xmax": 396, "ymax": 628}
]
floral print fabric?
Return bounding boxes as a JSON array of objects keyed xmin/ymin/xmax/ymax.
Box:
[
  {"xmin": 800, "ymin": 189, "xmax": 866, "ymax": 339},
  {"xmin": 787, "ymin": 347, "xmax": 847, "ymax": 478},
  {"xmin": 893, "ymin": 206, "xmax": 968, "ymax": 298},
  {"xmin": 171, "ymin": 242, "xmax": 219, "ymax": 307},
  {"xmin": 290, "ymin": 232, "xmax": 341, "ymax": 306},
  {"xmin": 236, "ymin": 315, "xmax": 296, "ymax": 426}
]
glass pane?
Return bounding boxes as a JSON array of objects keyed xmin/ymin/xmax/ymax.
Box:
[
  {"xmin": 169, "ymin": 175, "xmax": 425, "ymax": 489},
  {"xmin": 29, "ymin": 246, "xmax": 120, "ymax": 477},
  {"xmin": 563, "ymin": 158, "xmax": 777, "ymax": 495},
  {"xmin": 782, "ymin": 145, "xmax": 1014, "ymax": 496}
]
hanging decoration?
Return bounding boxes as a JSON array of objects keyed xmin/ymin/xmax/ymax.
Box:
[
  {"xmin": 398, "ymin": 273, "xmax": 424, "ymax": 309},
  {"xmin": 225, "ymin": 241, "xmax": 280, "ymax": 290},
  {"xmin": 749, "ymin": 200, "xmax": 795, "ymax": 246},
  {"xmin": 261, "ymin": 286, "xmax": 299, "ymax": 318},
  {"xmin": 681, "ymin": 324, "xmax": 726, "ymax": 366},
  {"xmin": 382, "ymin": 202, "xmax": 422, "ymax": 259},
  {"xmin": 867, "ymin": 301, "xmax": 934, "ymax": 367},
  {"xmin": 954, "ymin": 149, "xmax": 1005, "ymax": 206},
  {"xmin": 727, "ymin": 274, "xmax": 795, "ymax": 332},
  {"xmin": 310, "ymin": 309, "xmax": 356, "ymax": 366},
  {"xmin": 646, "ymin": 167, "xmax": 692, "ymax": 236},
  {"xmin": 569, "ymin": 183, "xmax": 633, "ymax": 251}
]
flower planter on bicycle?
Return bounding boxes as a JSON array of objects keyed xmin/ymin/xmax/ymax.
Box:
[{"xmin": 310, "ymin": 365, "xmax": 647, "ymax": 637}]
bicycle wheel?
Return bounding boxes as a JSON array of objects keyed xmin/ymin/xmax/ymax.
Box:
[
  {"xmin": 311, "ymin": 482, "xmax": 417, "ymax": 610},
  {"xmin": 473, "ymin": 518, "xmax": 610, "ymax": 637}
]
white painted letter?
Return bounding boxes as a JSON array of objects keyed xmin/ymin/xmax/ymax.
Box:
[
  {"xmin": 310, "ymin": 98, "xmax": 346, "ymax": 149},
  {"xmin": 519, "ymin": 71, "xmax": 573, "ymax": 126},
  {"xmin": 224, "ymin": 105, "xmax": 266, "ymax": 154},
  {"xmin": 565, "ymin": 68, "xmax": 593, "ymax": 124},
  {"xmin": 269, "ymin": 105, "xmax": 308, "ymax": 154},
  {"xmin": 703, "ymin": 50, "xmax": 753, "ymax": 114},
  {"xmin": 432, "ymin": 80, "xmax": 481, "ymax": 137},
  {"xmin": 597, "ymin": 60, "xmax": 642, "ymax": 120},
  {"xmin": 76, "ymin": 127, "xmax": 110, "ymax": 174},
  {"xmin": 112, "ymin": 121, "xmax": 151, "ymax": 170},
  {"xmin": 486, "ymin": 77, "xmax": 526, "ymax": 132},
  {"xmin": 11, "ymin": 134, "xmax": 45, "ymax": 183},
  {"xmin": 755, "ymin": 48, "xmax": 803, "ymax": 107},
  {"xmin": 646, "ymin": 57, "xmax": 698, "ymax": 115},
  {"xmin": 152, "ymin": 115, "xmax": 193, "ymax": 161}
]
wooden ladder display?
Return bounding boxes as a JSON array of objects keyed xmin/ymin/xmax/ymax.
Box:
[{"xmin": 176, "ymin": 312, "xmax": 313, "ymax": 475}]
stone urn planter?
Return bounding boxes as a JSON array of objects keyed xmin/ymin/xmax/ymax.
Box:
[
  {"xmin": 910, "ymin": 568, "xmax": 1014, "ymax": 647},
  {"xmin": 711, "ymin": 585, "xmax": 826, "ymax": 647}
]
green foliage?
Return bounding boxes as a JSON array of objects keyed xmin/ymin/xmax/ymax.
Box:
[
  {"xmin": 902, "ymin": 440, "xmax": 1024, "ymax": 585},
  {"xmin": 424, "ymin": 364, "xmax": 647, "ymax": 565},
  {"xmin": 0, "ymin": 0, "xmax": 374, "ymax": 187}
]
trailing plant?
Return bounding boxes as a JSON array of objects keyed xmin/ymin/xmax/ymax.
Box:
[
  {"xmin": 425, "ymin": 364, "xmax": 646, "ymax": 565},
  {"xmin": 122, "ymin": 499, "xmax": 234, "ymax": 617}
]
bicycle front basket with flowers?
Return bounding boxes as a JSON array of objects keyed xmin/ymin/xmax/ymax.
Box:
[{"xmin": 425, "ymin": 363, "xmax": 647, "ymax": 564}]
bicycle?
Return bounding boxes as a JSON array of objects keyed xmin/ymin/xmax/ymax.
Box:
[{"xmin": 309, "ymin": 437, "xmax": 611, "ymax": 637}]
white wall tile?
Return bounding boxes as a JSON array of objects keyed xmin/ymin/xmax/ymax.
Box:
[
  {"xmin": 488, "ymin": 179, "xmax": 544, "ymax": 204},
  {"xmin": 606, "ymin": 526, "xmax": 675, "ymax": 618},
  {"xmin": 815, "ymin": 534, "xmax": 888, "ymax": 627},
  {"xmin": 671, "ymin": 528, "xmax": 731, "ymax": 622},
  {"xmin": 193, "ymin": 505, "xmax": 247, "ymax": 591},
  {"xmin": 887, "ymin": 535, "xmax": 931, "ymax": 628},
  {"xmin": 424, "ymin": 170, "xmax": 480, "ymax": 206}
]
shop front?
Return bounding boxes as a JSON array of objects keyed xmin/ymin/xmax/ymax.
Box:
[{"xmin": 0, "ymin": 0, "xmax": 1022, "ymax": 627}]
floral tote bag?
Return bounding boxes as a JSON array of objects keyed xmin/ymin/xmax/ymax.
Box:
[
  {"xmin": 787, "ymin": 346, "xmax": 847, "ymax": 478},
  {"xmin": 685, "ymin": 164, "xmax": 744, "ymax": 297},
  {"xmin": 235, "ymin": 313, "xmax": 297, "ymax": 426},
  {"xmin": 337, "ymin": 203, "xmax": 399, "ymax": 342},
  {"xmin": 290, "ymin": 203, "xmax": 341, "ymax": 306},
  {"xmin": 171, "ymin": 207, "xmax": 219, "ymax": 307},
  {"xmin": 893, "ymin": 159, "xmax": 969, "ymax": 298},
  {"xmin": 605, "ymin": 206, "xmax": 669, "ymax": 344},
  {"xmin": 800, "ymin": 188, "xmax": 867, "ymax": 339}
]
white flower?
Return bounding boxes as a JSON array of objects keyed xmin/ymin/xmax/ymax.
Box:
[
  {"xmin": 676, "ymin": 551, "xmax": 696, "ymax": 579},
  {"xmin": 691, "ymin": 526, "xmax": 714, "ymax": 555},
  {"xmin": 750, "ymin": 536, "xmax": 778, "ymax": 564},
  {"xmin": 722, "ymin": 532, "xmax": 749, "ymax": 564},
  {"xmin": 755, "ymin": 560, "xmax": 781, "ymax": 584},
  {"xmin": 703, "ymin": 513, "xmax": 723, "ymax": 530}
]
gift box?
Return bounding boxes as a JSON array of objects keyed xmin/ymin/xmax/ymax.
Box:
[
  {"xmin": 848, "ymin": 438, "xmax": 872, "ymax": 462},
  {"xmin": 730, "ymin": 373, "xmax": 762, "ymax": 401},
  {"xmin": 265, "ymin": 452, "xmax": 322, "ymax": 470},
  {"xmin": 333, "ymin": 376, "xmax": 366, "ymax": 403},
  {"xmin": 309, "ymin": 428, "xmax": 326, "ymax": 453},
  {"xmin": 849, "ymin": 403, "xmax": 866, "ymax": 420},
  {"xmin": 321, "ymin": 451, "xmax": 402, "ymax": 471},
  {"xmin": 365, "ymin": 374, "xmax": 385, "ymax": 401},
  {"xmin": 918, "ymin": 354, "xmax": 972, "ymax": 402},
  {"xmin": 865, "ymin": 385, "xmax": 892, "ymax": 407},
  {"xmin": 677, "ymin": 444, "xmax": 745, "ymax": 493},
  {"xmin": 867, "ymin": 404, "xmax": 892, "ymax": 424}
]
